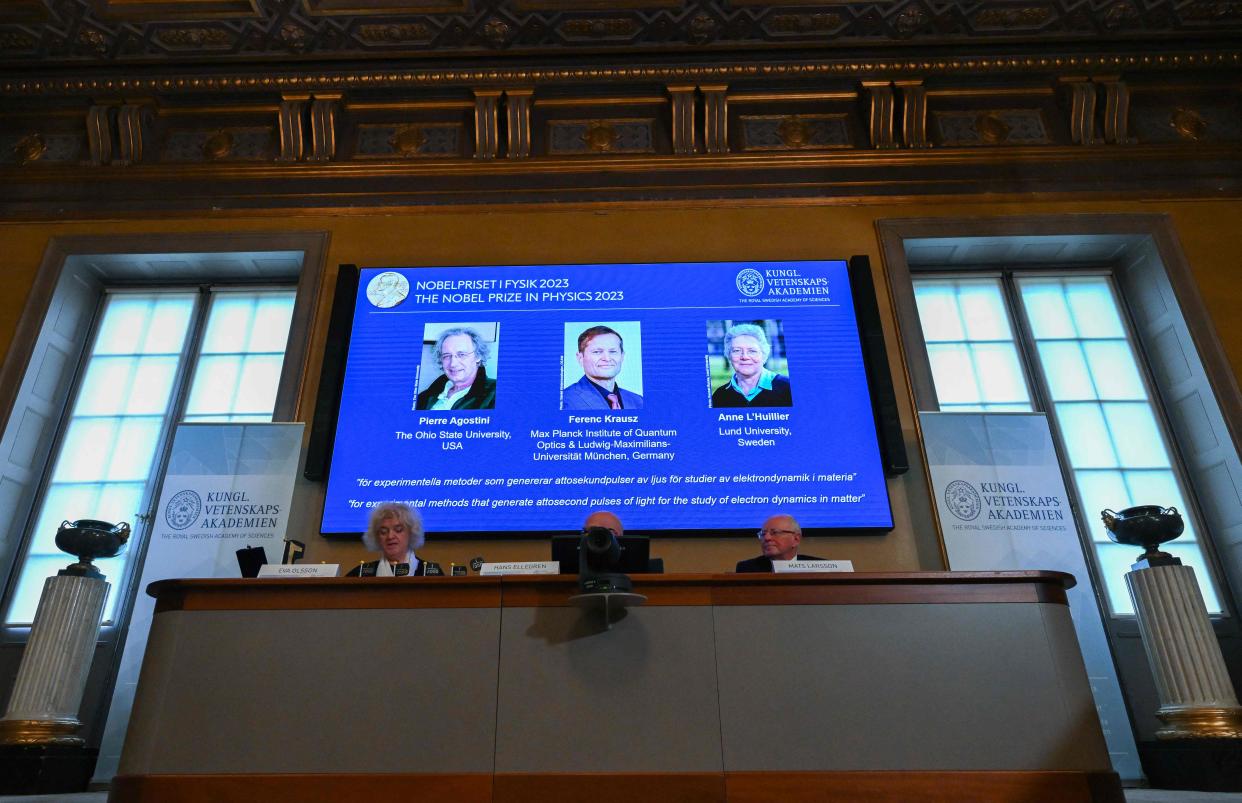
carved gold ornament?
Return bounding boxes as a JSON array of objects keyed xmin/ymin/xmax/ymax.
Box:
[
  {"xmin": 12, "ymin": 133, "xmax": 47, "ymax": 165},
  {"xmin": 583, "ymin": 121, "xmax": 618, "ymax": 152},
  {"xmin": 77, "ymin": 27, "xmax": 107, "ymax": 55},
  {"xmin": 1170, "ymin": 107, "xmax": 1207, "ymax": 141},
  {"xmin": 202, "ymin": 129, "xmax": 235, "ymax": 160},
  {"xmin": 777, "ymin": 116, "xmax": 813, "ymax": 148},
  {"xmin": 389, "ymin": 125, "xmax": 428, "ymax": 157},
  {"xmin": 975, "ymin": 112, "xmax": 1012, "ymax": 144}
]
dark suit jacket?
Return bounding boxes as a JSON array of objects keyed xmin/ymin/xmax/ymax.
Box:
[
  {"xmin": 415, "ymin": 366, "xmax": 496, "ymax": 410},
  {"xmin": 346, "ymin": 558, "xmax": 439, "ymax": 576},
  {"xmin": 734, "ymin": 553, "xmax": 825, "ymax": 573},
  {"xmin": 562, "ymin": 374, "xmax": 644, "ymax": 410}
]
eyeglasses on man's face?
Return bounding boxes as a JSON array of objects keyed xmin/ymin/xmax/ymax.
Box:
[
  {"xmin": 440, "ymin": 350, "xmax": 477, "ymax": 364},
  {"xmin": 757, "ymin": 528, "xmax": 799, "ymax": 538}
]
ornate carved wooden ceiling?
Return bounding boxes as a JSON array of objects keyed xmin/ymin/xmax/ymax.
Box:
[
  {"xmin": 0, "ymin": 0, "xmax": 1238, "ymax": 65},
  {"xmin": 0, "ymin": 1, "xmax": 1237, "ymax": 214}
]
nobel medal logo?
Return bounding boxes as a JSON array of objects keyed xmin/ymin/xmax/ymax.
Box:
[
  {"xmin": 736, "ymin": 268, "xmax": 765, "ymax": 298},
  {"xmin": 366, "ymin": 271, "xmax": 409, "ymax": 309},
  {"xmin": 944, "ymin": 480, "xmax": 982, "ymax": 521},
  {"xmin": 165, "ymin": 490, "xmax": 203, "ymax": 530}
]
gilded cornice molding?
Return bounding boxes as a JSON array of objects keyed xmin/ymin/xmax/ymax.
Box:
[{"xmin": 3, "ymin": 50, "xmax": 1241, "ymax": 96}]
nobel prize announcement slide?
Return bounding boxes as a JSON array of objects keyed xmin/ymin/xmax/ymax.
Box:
[{"xmin": 321, "ymin": 260, "xmax": 893, "ymax": 535}]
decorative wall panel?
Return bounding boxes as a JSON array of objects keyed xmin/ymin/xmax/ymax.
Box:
[{"xmin": 934, "ymin": 109, "xmax": 1051, "ymax": 146}]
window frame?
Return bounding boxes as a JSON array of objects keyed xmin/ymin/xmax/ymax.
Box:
[
  {"xmin": 879, "ymin": 215, "xmax": 1242, "ymax": 636},
  {"xmin": 0, "ymin": 233, "xmax": 327, "ymax": 650},
  {"xmin": 0, "ymin": 281, "xmax": 302, "ymax": 632},
  {"xmin": 913, "ymin": 267, "xmax": 1233, "ymax": 619}
]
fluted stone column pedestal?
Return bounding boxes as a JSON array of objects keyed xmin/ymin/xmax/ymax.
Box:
[
  {"xmin": 0, "ymin": 572, "xmax": 107, "ymax": 793},
  {"xmin": 1129, "ymin": 562, "xmax": 1242, "ymax": 791}
]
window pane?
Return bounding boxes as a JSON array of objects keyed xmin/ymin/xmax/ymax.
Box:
[
  {"xmin": 972, "ymin": 343, "xmax": 1028, "ymax": 404},
  {"xmin": 1055, "ymin": 402, "xmax": 1118, "ymax": 468},
  {"xmin": 125, "ymin": 357, "xmax": 181, "ymax": 415},
  {"xmin": 958, "ymin": 283, "xmax": 1013, "ymax": 341},
  {"xmin": 200, "ymin": 296, "xmax": 255, "ymax": 354},
  {"xmin": 184, "ymin": 356, "xmax": 240, "ymax": 417},
  {"xmin": 248, "ymin": 295, "xmax": 296, "ymax": 352},
  {"xmin": 1020, "ymin": 280, "xmax": 1076, "ymax": 339},
  {"xmin": 913, "ymin": 282, "xmax": 965, "ymax": 342},
  {"xmin": 1095, "ymin": 543, "xmax": 1140, "ymax": 615},
  {"xmin": 94, "ymin": 295, "xmax": 195, "ymax": 356},
  {"xmin": 74, "ymin": 357, "xmax": 137, "ymax": 416},
  {"xmin": 926, "ymin": 345, "xmax": 983, "ymax": 405},
  {"xmin": 1065, "ymin": 280, "xmax": 1126, "ymax": 339},
  {"xmin": 1038, "ymin": 342, "xmax": 1095, "ymax": 401},
  {"xmin": 1103, "ymin": 403, "xmax": 1170, "ymax": 468},
  {"xmin": 53, "ymin": 418, "xmax": 117, "ymax": 482},
  {"xmin": 6, "ymin": 556, "xmax": 71, "ymax": 625},
  {"xmin": 915, "ymin": 279, "xmax": 1030, "ymax": 411},
  {"xmin": 184, "ymin": 290, "xmax": 294, "ymax": 422},
  {"xmin": 233, "ymin": 355, "xmax": 284, "ymax": 414},
  {"xmin": 106, "ymin": 417, "xmax": 164, "ymax": 481},
  {"xmin": 1082, "ymin": 341, "xmax": 1145, "ymax": 401}
]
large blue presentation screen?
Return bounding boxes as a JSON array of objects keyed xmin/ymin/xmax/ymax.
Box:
[{"xmin": 321, "ymin": 260, "xmax": 893, "ymax": 534}]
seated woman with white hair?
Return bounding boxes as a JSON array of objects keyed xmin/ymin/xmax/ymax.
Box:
[{"xmin": 346, "ymin": 502, "xmax": 438, "ymax": 577}]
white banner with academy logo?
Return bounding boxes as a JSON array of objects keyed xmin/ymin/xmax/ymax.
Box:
[
  {"xmin": 920, "ymin": 412, "xmax": 1140, "ymax": 780},
  {"xmin": 94, "ymin": 422, "xmax": 304, "ymax": 782}
]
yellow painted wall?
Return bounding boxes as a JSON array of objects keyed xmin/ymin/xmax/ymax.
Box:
[{"xmin": 1, "ymin": 196, "xmax": 1239, "ymax": 574}]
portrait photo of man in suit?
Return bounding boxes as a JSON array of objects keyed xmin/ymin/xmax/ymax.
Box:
[{"xmin": 562, "ymin": 324, "xmax": 645, "ymax": 410}]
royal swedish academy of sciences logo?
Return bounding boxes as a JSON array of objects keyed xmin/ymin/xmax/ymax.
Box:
[
  {"xmin": 165, "ymin": 490, "xmax": 202, "ymax": 530},
  {"xmin": 736, "ymin": 268, "xmax": 765, "ymax": 298},
  {"xmin": 944, "ymin": 480, "xmax": 982, "ymax": 521}
]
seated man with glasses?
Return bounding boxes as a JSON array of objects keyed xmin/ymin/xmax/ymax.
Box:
[
  {"xmin": 416, "ymin": 326, "xmax": 497, "ymax": 411},
  {"xmin": 735, "ymin": 513, "xmax": 822, "ymax": 572}
]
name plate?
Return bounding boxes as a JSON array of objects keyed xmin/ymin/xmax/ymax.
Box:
[
  {"xmin": 257, "ymin": 564, "xmax": 340, "ymax": 578},
  {"xmin": 478, "ymin": 561, "xmax": 560, "ymax": 576},
  {"xmin": 772, "ymin": 559, "xmax": 854, "ymax": 573}
]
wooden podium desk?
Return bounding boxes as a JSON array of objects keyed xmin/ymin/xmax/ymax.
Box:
[{"xmin": 111, "ymin": 572, "xmax": 1122, "ymax": 803}]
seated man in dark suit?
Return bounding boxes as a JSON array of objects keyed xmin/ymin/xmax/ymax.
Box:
[{"xmin": 735, "ymin": 513, "xmax": 822, "ymax": 573}]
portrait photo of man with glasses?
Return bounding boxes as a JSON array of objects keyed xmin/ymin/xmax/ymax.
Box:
[{"xmin": 415, "ymin": 323, "xmax": 498, "ymax": 411}]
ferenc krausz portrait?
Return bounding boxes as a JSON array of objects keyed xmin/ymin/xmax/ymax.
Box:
[
  {"xmin": 366, "ymin": 271, "xmax": 409, "ymax": 309},
  {"xmin": 562, "ymin": 323, "xmax": 644, "ymax": 411}
]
